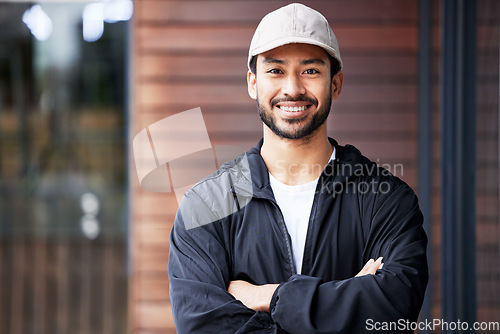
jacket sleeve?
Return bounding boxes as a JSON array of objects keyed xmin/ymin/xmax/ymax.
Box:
[
  {"xmin": 269, "ymin": 182, "xmax": 428, "ymax": 334},
  {"xmin": 168, "ymin": 192, "xmax": 279, "ymax": 334}
]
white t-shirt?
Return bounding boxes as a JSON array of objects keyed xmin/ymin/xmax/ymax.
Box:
[{"xmin": 269, "ymin": 148, "xmax": 336, "ymax": 274}]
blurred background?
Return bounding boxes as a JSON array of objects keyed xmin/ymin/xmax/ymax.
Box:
[
  {"xmin": 0, "ymin": 0, "xmax": 498, "ymax": 333},
  {"xmin": 0, "ymin": 1, "xmax": 129, "ymax": 333}
]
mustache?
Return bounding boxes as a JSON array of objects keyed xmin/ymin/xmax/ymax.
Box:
[{"xmin": 270, "ymin": 96, "xmax": 318, "ymax": 108}]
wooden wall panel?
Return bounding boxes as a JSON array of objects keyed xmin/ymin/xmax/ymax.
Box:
[
  {"xmin": 130, "ymin": 1, "xmax": 420, "ymax": 332},
  {"xmin": 138, "ymin": 0, "xmax": 418, "ymax": 24},
  {"xmin": 137, "ymin": 25, "xmax": 417, "ymax": 53},
  {"xmin": 137, "ymin": 54, "xmax": 418, "ymax": 81}
]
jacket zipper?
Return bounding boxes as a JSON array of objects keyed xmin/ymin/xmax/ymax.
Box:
[
  {"xmin": 301, "ymin": 159, "xmax": 337, "ymax": 275},
  {"xmin": 268, "ymin": 200, "xmax": 297, "ymax": 276},
  {"xmin": 301, "ymin": 180, "xmax": 322, "ymax": 275}
]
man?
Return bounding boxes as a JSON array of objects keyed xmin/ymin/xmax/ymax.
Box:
[{"xmin": 168, "ymin": 3, "xmax": 428, "ymax": 333}]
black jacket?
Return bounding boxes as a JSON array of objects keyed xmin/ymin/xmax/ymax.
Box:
[{"xmin": 168, "ymin": 139, "xmax": 428, "ymax": 333}]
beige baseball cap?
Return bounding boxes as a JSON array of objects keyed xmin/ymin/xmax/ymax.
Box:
[{"xmin": 248, "ymin": 3, "xmax": 343, "ymax": 70}]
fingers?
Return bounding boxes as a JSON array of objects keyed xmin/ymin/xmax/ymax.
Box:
[
  {"xmin": 355, "ymin": 257, "xmax": 383, "ymax": 277},
  {"xmin": 356, "ymin": 258, "xmax": 374, "ymax": 277},
  {"xmin": 374, "ymin": 256, "xmax": 383, "ymax": 271}
]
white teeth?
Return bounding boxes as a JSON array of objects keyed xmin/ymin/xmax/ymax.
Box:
[{"xmin": 279, "ymin": 105, "xmax": 307, "ymax": 112}]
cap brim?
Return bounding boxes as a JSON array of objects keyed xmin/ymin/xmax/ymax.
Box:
[{"xmin": 248, "ymin": 36, "xmax": 343, "ymax": 70}]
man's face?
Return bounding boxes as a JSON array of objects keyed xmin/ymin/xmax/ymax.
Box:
[{"xmin": 247, "ymin": 43, "xmax": 342, "ymax": 140}]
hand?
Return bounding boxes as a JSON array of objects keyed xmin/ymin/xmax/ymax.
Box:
[
  {"xmin": 355, "ymin": 257, "xmax": 383, "ymax": 277},
  {"xmin": 228, "ymin": 280, "xmax": 279, "ymax": 313}
]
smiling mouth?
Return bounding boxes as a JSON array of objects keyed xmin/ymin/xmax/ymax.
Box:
[{"xmin": 277, "ymin": 105, "xmax": 309, "ymax": 112}]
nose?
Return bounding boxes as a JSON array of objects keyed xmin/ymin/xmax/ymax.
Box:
[{"xmin": 281, "ymin": 73, "xmax": 306, "ymax": 97}]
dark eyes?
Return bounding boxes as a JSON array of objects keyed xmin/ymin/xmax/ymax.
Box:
[
  {"xmin": 266, "ymin": 69, "xmax": 320, "ymax": 75},
  {"xmin": 304, "ymin": 69, "xmax": 319, "ymax": 75},
  {"xmin": 267, "ymin": 69, "xmax": 283, "ymax": 74}
]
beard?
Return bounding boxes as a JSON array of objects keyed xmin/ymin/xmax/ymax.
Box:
[{"xmin": 257, "ymin": 92, "xmax": 332, "ymax": 140}]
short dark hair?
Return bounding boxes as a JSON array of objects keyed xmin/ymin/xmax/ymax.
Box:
[{"xmin": 249, "ymin": 52, "xmax": 341, "ymax": 79}]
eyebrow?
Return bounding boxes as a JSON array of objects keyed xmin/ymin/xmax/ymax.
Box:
[
  {"xmin": 301, "ymin": 58, "xmax": 326, "ymax": 65},
  {"xmin": 261, "ymin": 57, "xmax": 326, "ymax": 66},
  {"xmin": 262, "ymin": 57, "xmax": 285, "ymax": 65}
]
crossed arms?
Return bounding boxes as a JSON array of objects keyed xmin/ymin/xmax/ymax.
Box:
[
  {"xmin": 228, "ymin": 257, "xmax": 384, "ymax": 313},
  {"xmin": 168, "ymin": 182, "xmax": 428, "ymax": 333}
]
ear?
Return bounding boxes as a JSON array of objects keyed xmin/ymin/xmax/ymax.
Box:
[
  {"xmin": 247, "ymin": 70, "xmax": 257, "ymax": 100},
  {"xmin": 331, "ymin": 71, "xmax": 344, "ymax": 100}
]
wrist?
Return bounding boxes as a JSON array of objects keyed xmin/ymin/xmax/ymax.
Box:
[{"xmin": 257, "ymin": 284, "xmax": 279, "ymax": 313}]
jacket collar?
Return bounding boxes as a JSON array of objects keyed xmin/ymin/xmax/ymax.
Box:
[{"xmin": 243, "ymin": 138, "xmax": 374, "ymax": 200}]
